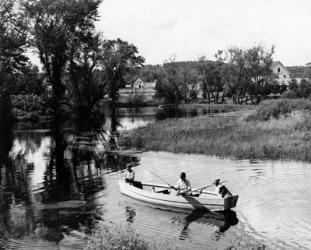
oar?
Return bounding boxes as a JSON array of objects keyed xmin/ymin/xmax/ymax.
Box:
[{"xmin": 140, "ymin": 165, "xmax": 172, "ymax": 188}]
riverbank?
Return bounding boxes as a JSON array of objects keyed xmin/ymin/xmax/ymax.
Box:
[
  {"xmin": 120, "ymin": 99, "xmax": 311, "ymax": 162},
  {"xmin": 84, "ymin": 223, "xmax": 265, "ymax": 250}
]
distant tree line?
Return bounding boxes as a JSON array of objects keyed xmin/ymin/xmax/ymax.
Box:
[{"xmin": 132, "ymin": 46, "xmax": 291, "ymax": 105}]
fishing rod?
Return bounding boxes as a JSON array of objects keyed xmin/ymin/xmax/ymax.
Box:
[{"xmin": 140, "ymin": 165, "xmax": 172, "ymax": 187}]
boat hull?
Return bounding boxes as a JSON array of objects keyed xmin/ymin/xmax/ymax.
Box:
[{"xmin": 119, "ymin": 180, "xmax": 238, "ymax": 211}]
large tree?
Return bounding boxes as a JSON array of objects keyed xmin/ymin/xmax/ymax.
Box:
[
  {"xmin": 155, "ymin": 75, "xmax": 182, "ymax": 105},
  {"xmin": 101, "ymin": 39, "xmax": 144, "ymax": 104},
  {"xmin": 227, "ymin": 45, "xmax": 275, "ymax": 104},
  {"xmin": 178, "ymin": 67, "xmax": 199, "ymax": 103},
  {"xmin": 244, "ymin": 45, "xmax": 274, "ymax": 104},
  {"xmin": 100, "ymin": 38, "xmax": 144, "ymax": 135},
  {"xmin": 24, "ymin": 0, "xmax": 102, "ymax": 120},
  {"xmin": 68, "ymin": 33, "xmax": 106, "ymax": 122},
  {"xmin": 0, "ymin": 0, "xmax": 29, "ymax": 126},
  {"xmin": 0, "ymin": 0, "xmax": 29, "ymax": 91}
]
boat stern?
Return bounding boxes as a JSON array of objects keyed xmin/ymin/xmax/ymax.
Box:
[{"xmin": 224, "ymin": 195, "xmax": 239, "ymax": 210}]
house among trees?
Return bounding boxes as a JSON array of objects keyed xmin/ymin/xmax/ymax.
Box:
[
  {"xmin": 119, "ymin": 78, "xmax": 157, "ymax": 103},
  {"xmin": 270, "ymin": 61, "xmax": 311, "ymax": 86},
  {"xmin": 133, "ymin": 78, "xmax": 157, "ymax": 89},
  {"xmin": 270, "ymin": 61, "xmax": 291, "ymax": 85}
]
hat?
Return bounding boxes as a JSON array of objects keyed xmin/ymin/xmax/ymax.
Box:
[
  {"xmin": 126, "ymin": 163, "xmax": 132, "ymax": 168},
  {"xmin": 213, "ymin": 179, "xmax": 221, "ymax": 185}
]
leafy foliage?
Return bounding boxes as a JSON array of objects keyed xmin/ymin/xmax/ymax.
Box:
[
  {"xmin": 24, "ymin": 0, "xmax": 102, "ymax": 117},
  {"xmin": 68, "ymin": 34, "xmax": 106, "ymax": 120},
  {"xmin": 245, "ymin": 98, "xmax": 311, "ymax": 121},
  {"xmin": 101, "ymin": 38, "xmax": 145, "ymax": 106},
  {"xmin": 11, "ymin": 94, "xmax": 44, "ymax": 113},
  {"xmin": 226, "ymin": 45, "xmax": 275, "ymax": 104},
  {"xmin": 151, "ymin": 45, "xmax": 277, "ymax": 105},
  {"xmin": 282, "ymin": 78, "xmax": 311, "ymax": 99},
  {"xmin": 0, "ymin": 0, "xmax": 29, "ymax": 97},
  {"xmin": 198, "ymin": 52, "xmax": 226, "ymax": 103},
  {"xmin": 0, "ymin": 0, "xmax": 28, "ymax": 75}
]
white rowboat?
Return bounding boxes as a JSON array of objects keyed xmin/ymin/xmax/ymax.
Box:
[{"xmin": 119, "ymin": 180, "xmax": 238, "ymax": 211}]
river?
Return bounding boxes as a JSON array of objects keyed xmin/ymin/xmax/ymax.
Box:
[{"xmin": 0, "ymin": 107, "xmax": 310, "ymax": 249}]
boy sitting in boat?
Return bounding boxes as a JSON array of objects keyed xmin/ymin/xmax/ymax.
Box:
[
  {"xmin": 170, "ymin": 172, "xmax": 192, "ymax": 196},
  {"xmin": 125, "ymin": 163, "xmax": 135, "ymax": 184}
]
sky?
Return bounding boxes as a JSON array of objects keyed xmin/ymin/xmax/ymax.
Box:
[{"xmin": 95, "ymin": 0, "xmax": 311, "ymax": 66}]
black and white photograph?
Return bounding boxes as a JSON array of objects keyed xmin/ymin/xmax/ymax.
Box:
[{"xmin": 1, "ymin": 0, "xmax": 311, "ymax": 249}]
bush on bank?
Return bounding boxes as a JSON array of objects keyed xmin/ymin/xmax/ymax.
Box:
[
  {"xmin": 245, "ymin": 98, "xmax": 311, "ymax": 121},
  {"xmin": 11, "ymin": 94, "xmax": 45, "ymax": 121},
  {"xmin": 120, "ymin": 99, "xmax": 311, "ymax": 162}
]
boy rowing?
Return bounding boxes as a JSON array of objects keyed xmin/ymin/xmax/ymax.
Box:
[{"xmin": 170, "ymin": 172, "xmax": 192, "ymax": 196}]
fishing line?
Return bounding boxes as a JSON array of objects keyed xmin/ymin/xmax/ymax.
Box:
[{"xmin": 139, "ymin": 164, "xmax": 172, "ymax": 187}]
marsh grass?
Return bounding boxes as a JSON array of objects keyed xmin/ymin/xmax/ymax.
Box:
[
  {"xmin": 120, "ymin": 106, "xmax": 311, "ymax": 161},
  {"xmin": 84, "ymin": 224, "xmax": 180, "ymax": 250},
  {"xmin": 84, "ymin": 224, "xmax": 148, "ymax": 250}
]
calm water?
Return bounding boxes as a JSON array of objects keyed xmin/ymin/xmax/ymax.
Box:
[{"xmin": 1, "ymin": 107, "xmax": 311, "ymax": 249}]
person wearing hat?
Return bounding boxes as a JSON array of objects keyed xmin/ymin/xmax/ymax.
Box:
[
  {"xmin": 170, "ymin": 172, "xmax": 192, "ymax": 196},
  {"xmin": 125, "ymin": 163, "xmax": 135, "ymax": 184},
  {"xmin": 214, "ymin": 178, "xmax": 232, "ymax": 198}
]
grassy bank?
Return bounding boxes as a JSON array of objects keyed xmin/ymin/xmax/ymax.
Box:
[
  {"xmin": 84, "ymin": 223, "xmax": 265, "ymax": 250},
  {"xmin": 120, "ymin": 99, "xmax": 311, "ymax": 162},
  {"xmin": 84, "ymin": 224, "xmax": 179, "ymax": 250}
]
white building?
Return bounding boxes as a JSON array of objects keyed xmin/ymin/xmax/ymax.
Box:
[
  {"xmin": 119, "ymin": 78, "xmax": 157, "ymax": 102},
  {"xmin": 270, "ymin": 61, "xmax": 291, "ymax": 85},
  {"xmin": 133, "ymin": 78, "xmax": 156, "ymax": 89}
]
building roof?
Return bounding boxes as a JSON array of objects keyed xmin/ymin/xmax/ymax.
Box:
[{"xmin": 271, "ymin": 61, "xmax": 285, "ymax": 68}]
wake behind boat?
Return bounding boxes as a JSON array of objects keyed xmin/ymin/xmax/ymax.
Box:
[{"xmin": 119, "ymin": 180, "xmax": 239, "ymax": 211}]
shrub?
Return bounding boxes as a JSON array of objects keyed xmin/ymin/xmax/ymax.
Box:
[
  {"xmin": 245, "ymin": 98, "xmax": 311, "ymax": 121},
  {"xmin": 281, "ymin": 90, "xmax": 298, "ymax": 99},
  {"xmin": 299, "ymin": 79, "xmax": 311, "ymax": 98},
  {"xmin": 11, "ymin": 94, "xmax": 44, "ymax": 113}
]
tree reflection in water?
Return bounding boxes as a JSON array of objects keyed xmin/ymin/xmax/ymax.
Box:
[
  {"xmin": 0, "ymin": 113, "xmax": 138, "ymax": 248},
  {"xmin": 0, "ymin": 114, "xmax": 36, "ymax": 244}
]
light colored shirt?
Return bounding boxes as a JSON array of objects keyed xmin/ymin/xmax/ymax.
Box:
[
  {"xmin": 176, "ymin": 178, "xmax": 191, "ymax": 192},
  {"xmin": 125, "ymin": 170, "xmax": 135, "ymax": 181}
]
